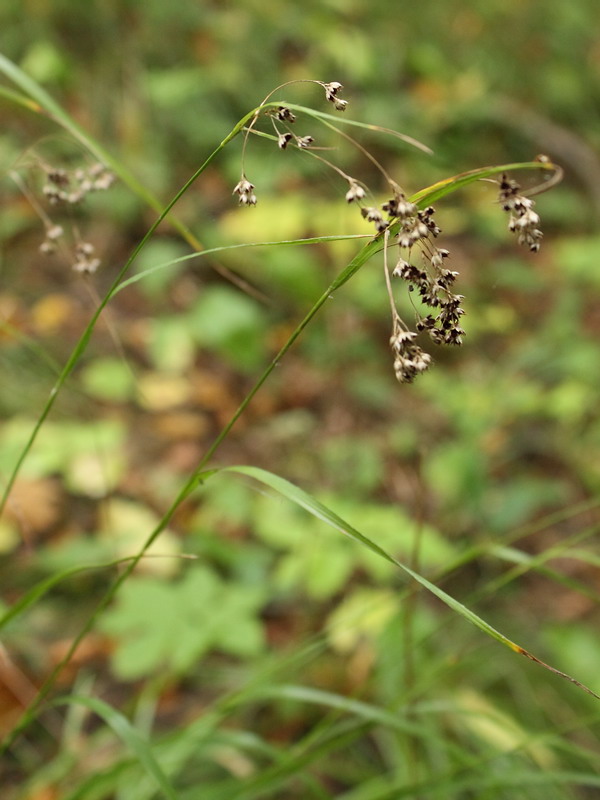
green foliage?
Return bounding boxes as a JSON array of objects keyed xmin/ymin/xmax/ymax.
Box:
[
  {"xmin": 80, "ymin": 357, "xmax": 136, "ymax": 402},
  {"xmin": 0, "ymin": 417, "xmax": 126, "ymax": 489},
  {"xmin": 98, "ymin": 566, "xmax": 267, "ymax": 680},
  {"xmin": 187, "ymin": 286, "xmax": 268, "ymax": 371},
  {"xmin": 1, "ymin": 4, "xmax": 600, "ymax": 799}
]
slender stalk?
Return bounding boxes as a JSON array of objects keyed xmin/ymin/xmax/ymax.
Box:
[
  {"xmin": 0, "ymin": 118, "xmax": 562, "ymax": 748},
  {"xmin": 0, "ymin": 109, "xmax": 256, "ymax": 518},
  {"xmin": 0, "ymin": 230, "xmax": 381, "ymax": 755}
]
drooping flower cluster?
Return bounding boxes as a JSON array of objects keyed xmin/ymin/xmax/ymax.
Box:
[
  {"xmin": 232, "ymin": 178, "xmax": 257, "ymax": 206},
  {"xmin": 389, "ymin": 322, "xmax": 432, "ymax": 384},
  {"xmin": 498, "ymin": 173, "xmax": 543, "ymax": 252},
  {"xmin": 349, "ymin": 187, "xmax": 466, "ymax": 381},
  {"xmin": 232, "ymin": 79, "xmax": 349, "ymax": 207},
  {"xmin": 72, "ymin": 241, "xmax": 101, "ymax": 274},
  {"xmin": 232, "ymin": 81, "xmax": 555, "ymax": 385},
  {"xmin": 42, "ymin": 162, "xmax": 115, "ymax": 205},
  {"xmin": 12, "ymin": 158, "xmax": 116, "ymax": 276}
]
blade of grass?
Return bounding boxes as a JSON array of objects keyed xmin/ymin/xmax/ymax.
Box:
[
  {"xmin": 0, "ymin": 554, "xmax": 196, "ymax": 630},
  {"xmin": 0, "ymin": 154, "xmax": 564, "ymax": 754},
  {"xmin": 114, "ymin": 234, "xmax": 370, "ymax": 295},
  {"xmin": 338, "ymin": 769, "xmax": 600, "ymax": 800},
  {"xmin": 284, "ymin": 103, "xmax": 434, "ymax": 155},
  {"xmin": 223, "ymin": 465, "xmax": 600, "ymax": 701},
  {"xmin": 0, "ymin": 84, "xmax": 43, "ymax": 114},
  {"xmin": 52, "ymin": 695, "xmax": 179, "ymax": 800},
  {"xmin": 411, "ymin": 160, "xmax": 562, "ymax": 205},
  {"xmin": 0, "ymin": 104, "xmax": 257, "ymax": 520},
  {"xmin": 0, "ymin": 234, "xmax": 380, "ymax": 755}
]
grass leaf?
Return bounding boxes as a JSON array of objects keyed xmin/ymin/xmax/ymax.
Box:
[
  {"xmin": 222, "ymin": 466, "xmax": 600, "ymax": 701},
  {"xmin": 52, "ymin": 695, "xmax": 179, "ymax": 800}
]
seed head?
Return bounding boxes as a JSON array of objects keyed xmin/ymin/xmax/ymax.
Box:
[
  {"xmin": 345, "ymin": 181, "xmax": 366, "ymax": 203},
  {"xmin": 498, "ymin": 173, "xmax": 544, "ymax": 252},
  {"xmin": 274, "ymin": 106, "xmax": 296, "ymax": 123},
  {"xmin": 233, "ymin": 178, "xmax": 257, "ymax": 206}
]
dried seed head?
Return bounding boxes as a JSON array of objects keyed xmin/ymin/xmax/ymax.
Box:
[
  {"xmin": 323, "ymin": 81, "xmax": 343, "ymax": 99},
  {"xmin": 40, "ymin": 224, "xmax": 64, "ymax": 254},
  {"xmin": 345, "ymin": 181, "xmax": 366, "ymax": 203},
  {"xmin": 47, "ymin": 168, "xmax": 69, "ymax": 186},
  {"xmin": 322, "ymin": 81, "xmax": 348, "ymax": 111},
  {"xmin": 274, "ymin": 106, "xmax": 296, "ymax": 123},
  {"xmin": 498, "ymin": 173, "xmax": 544, "ymax": 252},
  {"xmin": 233, "ymin": 178, "xmax": 257, "ymax": 206},
  {"xmin": 73, "ymin": 241, "xmax": 100, "ymax": 274},
  {"xmin": 297, "ymin": 135, "xmax": 314, "ymax": 149},
  {"xmin": 43, "ymin": 185, "xmax": 64, "ymax": 204},
  {"xmin": 93, "ymin": 171, "xmax": 116, "ymax": 190},
  {"xmin": 389, "ymin": 322, "xmax": 433, "ymax": 383},
  {"xmin": 41, "ymin": 162, "xmax": 116, "ymax": 206},
  {"xmin": 46, "ymin": 224, "xmax": 64, "ymax": 240},
  {"xmin": 278, "ymin": 133, "xmax": 293, "ymax": 150},
  {"xmin": 361, "ymin": 207, "xmax": 388, "ymax": 232}
]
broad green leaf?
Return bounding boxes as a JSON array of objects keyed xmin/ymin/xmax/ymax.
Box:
[{"xmin": 98, "ymin": 566, "xmax": 266, "ymax": 680}]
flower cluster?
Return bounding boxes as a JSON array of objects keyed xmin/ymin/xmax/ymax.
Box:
[
  {"xmin": 11, "ymin": 157, "xmax": 116, "ymax": 276},
  {"xmin": 389, "ymin": 323, "xmax": 432, "ymax": 384},
  {"xmin": 498, "ymin": 173, "xmax": 543, "ymax": 252},
  {"xmin": 42, "ymin": 162, "xmax": 115, "ymax": 205},
  {"xmin": 322, "ymin": 81, "xmax": 348, "ymax": 111},
  {"xmin": 233, "ymin": 79, "xmax": 349, "ymax": 207},
  {"xmin": 232, "ymin": 80, "xmax": 555, "ymax": 386},
  {"xmin": 39, "ymin": 224, "xmax": 65, "ymax": 255},
  {"xmin": 233, "ymin": 178, "xmax": 257, "ymax": 206},
  {"xmin": 380, "ymin": 192, "xmax": 465, "ymax": 380},
  {"xmin": 72, "ymin": 241, "xmax": 101, "ymax": 274}
]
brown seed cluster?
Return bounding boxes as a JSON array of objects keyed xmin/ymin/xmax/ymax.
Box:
[
  {"xmin": 232, "ymin": 80, "xmax": 350, "ymax": 207},
  {"xmin": 28, "ymin": 160, "xmax": 116, "ymax": 274},
  {"xmin": 42, "ymin": 162, "xmax": 115, "ymax": 205},
  {"xmin": 233, "ymin": 81, "xmax": 552, "ymax": 385},
  {"xmin": 498, "ymin": 174, "xmax": 543, "ymax": 252}
]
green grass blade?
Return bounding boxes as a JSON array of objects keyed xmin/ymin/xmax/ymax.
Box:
[
  {"xmin": 0, "ymin": 238, "xmax": 378, "ymax": 755},
  {"xmin": 0, "ymin": 51, "xmax": 169, "ymax": 217},
  {"xmin": 0, "ymin": 556, "xmax": 141, "ymax": 630},
  {"xmin": 283, "ymin": 103, "xmax": 434, "ymax": 154},
  {"xmin": 114, "ymin": 234, "xmax": 369, "ymax": 295},
  {"xmin": 253, "ymin": 684, "xmax": 468, "ymax": 759},
  {"xmin": 52, "ymin": 695, "xmax": 179, "ymax": 800},
  {"xmin": 223, "ymin": 465, "xmax": 600, "ymax": 701},
  {"xmin": 0, "ymin": 84, "xmax": 43, "ymax": 113},
  {"xmin": 410, "ymin": 160, "xmax": 561, "ymax": 205},
  {"xmin": 339, "ymin": 769, "xmax": 600, "ymax": 800},
  {"xmin": 0, "ymin": 111, "xmax": 254, "ymax": 520}
]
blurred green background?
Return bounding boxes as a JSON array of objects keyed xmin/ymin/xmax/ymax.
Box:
[{"xmin": 1, "ymin": 1, "xmax": 600, "ymax": 798}]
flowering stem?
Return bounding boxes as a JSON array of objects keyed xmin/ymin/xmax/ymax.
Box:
[{"xmin": 0, "ymin": 108, "xmax": 257, "ymax": 519}]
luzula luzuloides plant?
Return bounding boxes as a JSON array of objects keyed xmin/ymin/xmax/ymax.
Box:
[
  {"xmin": 5, "ymin": 74, "xmax": 593, "ymax": 768},
  {"xmin": 233, "ymin": 79, "xmax": 555, "ymax": 384},
  {"xmin": 11, "ymin": 76, "xmax": 556, "ymax": 388}
]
